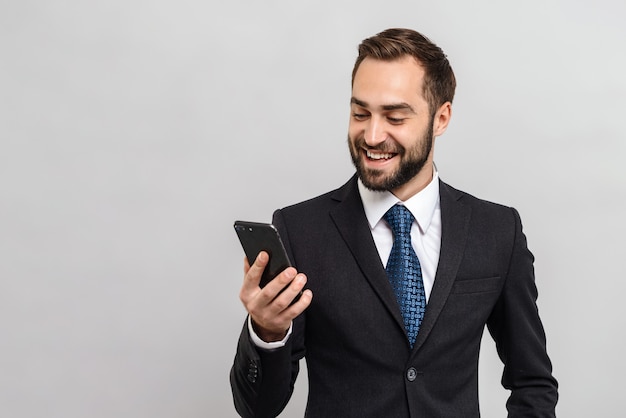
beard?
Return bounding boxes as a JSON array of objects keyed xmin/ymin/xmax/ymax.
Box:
[{"xmin": 349, "ymin": 122, "xmax": 434, "ymax": 192}]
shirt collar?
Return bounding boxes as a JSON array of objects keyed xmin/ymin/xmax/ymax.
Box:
[{"xmin": 358, "ymin": 168, "xmax": 440, "ymax": 234}]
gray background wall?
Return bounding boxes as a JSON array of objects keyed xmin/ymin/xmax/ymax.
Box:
[{"xmin": 1, "ymin": 0, "xmax": 624, "ymax": 417}]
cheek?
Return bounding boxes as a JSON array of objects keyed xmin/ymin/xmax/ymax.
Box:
[
  {"xmin": 382, "ymin": 127, "xmax": 407, "ymax": 146},
  {"xmin": 396, "ymin": 124, "xmax": 427, "ymax": 145},
  {"xmin": 347, "ymin": 122, "xmax": 361, "ymax": 140}
]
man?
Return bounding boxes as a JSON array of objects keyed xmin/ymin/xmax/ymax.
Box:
[{"xmin": 230, "ymin": 28, "xmax": 558, "ymax": 417}]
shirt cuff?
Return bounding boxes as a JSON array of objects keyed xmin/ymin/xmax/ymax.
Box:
[{"xmin": 247, "ymin": 315, "xmax": 292, "ymax": 350}]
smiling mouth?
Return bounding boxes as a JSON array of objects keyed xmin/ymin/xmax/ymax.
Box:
[{"xmin": 366, "ymin": 149, "xmax": 396, "ymax": 160}]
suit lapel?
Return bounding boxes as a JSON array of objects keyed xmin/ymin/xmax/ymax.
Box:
[
  {"xmin": 411, "ymin": 181, "xmax": 471, "ymax": 353},
  {"xmin": 327, "ymin": 177, "xmax": 472, "ymax": 352},
  {"xmin": 329, "ymin": 177, "xmax": 407, "ymax": 335}
]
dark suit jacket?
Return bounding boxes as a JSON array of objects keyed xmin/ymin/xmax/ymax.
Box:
[{"xmin": 230, "ymin": 176, "xmax": 558, "ymax": 417}]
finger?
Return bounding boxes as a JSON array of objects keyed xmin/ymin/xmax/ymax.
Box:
[
  {"xmin": 258, "ymin": 266, "xmax": 298, "ymax": 301},
  {"xmin": 242, "ymin": 251, "xmax": 269, "ymax": 289},
  {"xmin": 246, "ymin": 267, "xmax": 300, "ymax": 317},
  {"xmin": 273, "ymin": 288, "xmax": 313, "ymax": 323},
  {"xmin": 270, "ymin": 273, "xmax": 309, "ymax": 312},
  {"xmin": 239, "ymin": 252, "xmax": 270, "ymax": 305}
]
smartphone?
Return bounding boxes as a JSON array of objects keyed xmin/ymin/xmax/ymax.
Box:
[{"xmin": 233, "ymin": 220, "xmax": 293, "ymax": 288}]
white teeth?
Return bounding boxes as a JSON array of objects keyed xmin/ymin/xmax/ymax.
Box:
[{"xmin": 366, "ymin": 150, "xmax": 393, "ymax": 160}]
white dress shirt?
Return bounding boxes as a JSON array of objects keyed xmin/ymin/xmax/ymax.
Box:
[
  {"xmin": 358, "ymin": 170, "xmax": 442, "ymax": 302},
  {"xmin": 250, "ymin": 170, "xmax": 442, "ymax": 348}
]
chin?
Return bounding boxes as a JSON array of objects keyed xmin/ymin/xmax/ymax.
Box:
[{"xmin": 359, "ymin": 170, "xmax": 396, "ymax": 192}]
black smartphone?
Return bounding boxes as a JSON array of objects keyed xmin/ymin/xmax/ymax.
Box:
[{"xmin": 233, "ymin": 220, "xmax": 293, "ymax": 288}]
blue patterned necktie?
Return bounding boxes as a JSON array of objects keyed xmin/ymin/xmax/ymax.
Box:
[{"xmin": 384, "ymin": 204, "xmax": 426, "ymax": 348}]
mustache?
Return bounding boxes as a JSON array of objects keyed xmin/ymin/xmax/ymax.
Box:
[{"xmin": 352, "ymin": 136, "xmax": 404, "ymax": 154}]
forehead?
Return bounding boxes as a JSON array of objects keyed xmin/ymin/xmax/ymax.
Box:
[{"xmin": 352, "ymin": 56, "xmax": 427, "ymax": 106}]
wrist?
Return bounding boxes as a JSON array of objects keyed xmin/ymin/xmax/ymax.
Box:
[
  {"xmin": 251, "ymin": 319, "xmax": 288, "ymax": 342},
  {"xmin": 247, "ymin": 316, "xmax": 292, "ymax": 350}
]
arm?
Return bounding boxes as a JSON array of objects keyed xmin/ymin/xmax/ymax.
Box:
[
  {"xmin": 487, "ymin": 208, "xmax": 558, "ymax": 417},
  {"xmin": 230, "ymin": 211, "xmax": 312, "ymax": 417}
]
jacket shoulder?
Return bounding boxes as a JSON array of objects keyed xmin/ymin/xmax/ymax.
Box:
[
  {"xmin": 440, "ymin": 181, "xmax": 517, "ymax": 214},
  {"xmin": 439, "ymin": 181, "xmax": 523, "ymax": 236},
  {"xmin": 278, "ymin": 176, "xmax": 358, "ymax": 217}
]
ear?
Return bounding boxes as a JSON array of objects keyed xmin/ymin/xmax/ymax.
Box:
[{"xmin": 432, "ymin": 102, "xmax": 452, "ymax": 137}]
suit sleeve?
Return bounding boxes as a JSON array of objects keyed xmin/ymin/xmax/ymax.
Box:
[
  {"xmin": 487, "ymin": 208, "xmax": 558, "ymax": 417},
  {"xmin": 229, "ymin": 209, "xmax": 306, "ymax": 418}
]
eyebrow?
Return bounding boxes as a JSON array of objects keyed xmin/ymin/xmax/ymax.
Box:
[{"xmin": 350, "ymin": 97, "xmax": 416, "ymax": 113}]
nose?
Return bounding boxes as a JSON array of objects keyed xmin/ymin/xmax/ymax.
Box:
[{"xmin": 363, "ymin": 117, "xmax": 387, "ymax": 147}]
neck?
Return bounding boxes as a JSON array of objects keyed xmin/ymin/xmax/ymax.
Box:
[{"xmin": 391, "ymin": 163, "xmax": 434, "ymax": 201}]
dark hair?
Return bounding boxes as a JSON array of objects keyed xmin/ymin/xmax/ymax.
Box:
[{"xmin": 352, "ymin": 28, "xmax": 456, "ymax": 114}]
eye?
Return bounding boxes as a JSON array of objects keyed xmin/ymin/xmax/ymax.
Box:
[
  {"xmin": 352, "ymin": 112, "xmax": 369, "ymax": 121},
  {"xmin": 387, "ymin": 117, "xmax": 405, "ymax": 124}
]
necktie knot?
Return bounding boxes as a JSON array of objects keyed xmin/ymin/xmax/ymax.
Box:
[{"xmin": 384, "ymin": 204, "xmax": 415, "ymax": 238}]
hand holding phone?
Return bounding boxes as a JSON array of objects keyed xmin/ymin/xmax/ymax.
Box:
[{"xmin": 234, "ymin": 220, "xmax": 311, "ymax": 342}]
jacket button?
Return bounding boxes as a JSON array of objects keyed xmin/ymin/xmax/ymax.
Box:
[
  {"xmin": 406, "ymin": 367, "xmax": 417, "ymax": 382},
  {"xmin": 247, "ymin": 361, "xmax": 258, "ymax": 383}
]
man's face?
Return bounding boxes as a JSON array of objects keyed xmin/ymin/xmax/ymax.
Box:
[{"xmin": 348, "ymin": 56, "xmax": 435, "ymax": 197}]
